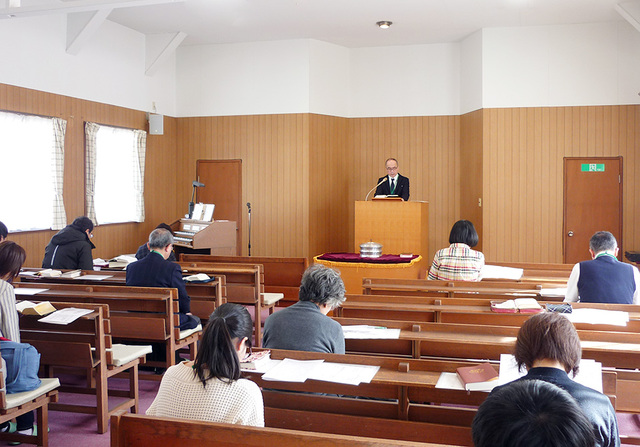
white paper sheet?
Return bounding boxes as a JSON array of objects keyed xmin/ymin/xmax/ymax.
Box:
[
  {"xmin": 75, "ymin": 275, "xmax": 113, "ymax": 281},
  {"xmin": 14, "ymin": 288, "xmax": 49, "ymax": 296},
  {"xmin": 307, "ymin": 362, "xmax": 380, "ymax": 385},
  {"xmin": 38, "ymin": 307, "xmax": 94, "ymax": 325},
  {"xmin": 565, "ymin": 308, "xmax": 629, "ymax": 326},
  {"xmin": 480, "ymin": 265, "xmax": 524, "ymax": 280},
  {"xmin": 540, "ymin": 287, "xmax": 568, "ymax": 297},
  {"xmin": 342, "ymin": 325, "xmax": 401, "ymax": 339},
  {"xmin": 261, "ymin": 358, "xmax": 325, "ymax": 382},
  {"xmin": 18, "ymin": 271, "xmax": 39, "ymax": 277}
]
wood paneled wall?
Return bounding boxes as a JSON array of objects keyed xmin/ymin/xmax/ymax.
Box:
[
  {"xmin": 309, "ymin": 114, "xmax": 350, "ymax": 257},
  {"xmin": 460, "ymin": 110, "xmax": 484, "ymax": 251},
  {"xmin": 0, "ymin": 83, "xmax": 179, "ymax": 267},
  {"xmin": 175, "ymin": 114, "xmax": 310, "ymax": 257},
  {"xmin": 6, "ymin": 83, "xmax": 637, "ymax": 265},
  {"xmin": 176, "ymin": 114, "xmax": 461, "ymax": 261},
  {"xmin": 347, "ymin": 116, "xmax": 461, "ymax": 261},
  {"xmin": 482, "ymin": 106, "xmax": 640, "ymax": 263}
]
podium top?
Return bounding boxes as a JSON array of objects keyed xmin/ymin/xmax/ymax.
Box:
[{"xmin": 372, "ymin": 196, "xmax": 403, "ymax": 201}]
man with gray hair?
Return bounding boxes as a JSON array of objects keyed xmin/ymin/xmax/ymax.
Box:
[
  {"xmin": 564, "ymin": 231, "xmax": 640, "ymax": 304},
  {"xmin": 262, "ymin": 264, "xmax": 346, "ymax": 353},
  {"xmin": 126, "ymin": 228, "xmax": 201, "ymax": 329}
]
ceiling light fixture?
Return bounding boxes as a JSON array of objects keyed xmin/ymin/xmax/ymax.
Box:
[{"xmin": 376, "ymin": 21, "xmax": 392, "ymax": 29}]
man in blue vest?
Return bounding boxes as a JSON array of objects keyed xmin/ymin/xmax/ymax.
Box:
[{"xmin": 564, "ymin": 231, "xmax": 640, "ymax": 304}]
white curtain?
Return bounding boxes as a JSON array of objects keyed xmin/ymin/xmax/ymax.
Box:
[
  {"xmin": 133, "ymin": 129, "xmax": 146, "ymax": 222},
  {"xmin": 51, "ymin": 118, "xmax": 67, "ymax": 230},
  {"xmin": 85, "ymin": 122, "xmax": 146, "ymax": 224},
  {"xmin": 84, "ymin": 122, "xmax": 99, "ymax": 225}
]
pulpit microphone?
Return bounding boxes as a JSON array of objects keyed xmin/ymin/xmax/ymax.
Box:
[{"xmin": 365, "ymin": 177, "xmax": 387, "ymax": 201}]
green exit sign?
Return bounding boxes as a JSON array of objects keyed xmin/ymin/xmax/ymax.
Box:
[{"xmin": 581, "ymin": 163, "xmax": 605, "ymax": 172}]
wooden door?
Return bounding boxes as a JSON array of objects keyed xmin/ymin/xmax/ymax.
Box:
[
  {"xmin": 196, "ymin": 160, "xmax": 242, "ymax": 255},
  {"xmin": 563, "ymin": 157, "xmax": 622, "ymax": 264}
]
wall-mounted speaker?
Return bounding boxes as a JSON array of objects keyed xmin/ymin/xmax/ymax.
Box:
[{"xmin": 149, "ymin": 113, "xmax": 164, "ymax": 135}]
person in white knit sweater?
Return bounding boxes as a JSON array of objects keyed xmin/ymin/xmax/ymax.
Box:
[{"xmin": 146, "ymin": 303, "xmax": 264, "ymax": 426}]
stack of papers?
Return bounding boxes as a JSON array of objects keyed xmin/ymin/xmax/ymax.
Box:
[
  {"xmin": 38, "ymin": 307, "xmax": 94, "ymax": 325},
  {"xmin": 259, "ymin": 358, "xmax": 379, "ymax": 385},
  {"xmin": 565, "ymin": 308, "xmax": 629, "ymax": 326},
  {"xmin": 342, "ymin": 325, "xmax": 401, "ymax": 339},
  {"xmin": 480, "ymin": 265, "xmax": 524, "ymax": 280}
]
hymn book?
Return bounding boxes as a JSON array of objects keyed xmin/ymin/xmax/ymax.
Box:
[
  {"xmin": 456, "ymin": 362, "xmax": 499, "ymax": 391},
  {"xmin": 16, "ymin": 301, "xmax": 57, "ymax": 316},
  {"xmin": 240, "ymin": 350, "xmax": 271, "ymax": 370},
  {"xmin": 490, "ymin": 298, "xmax": 543, "ymax": 314}
]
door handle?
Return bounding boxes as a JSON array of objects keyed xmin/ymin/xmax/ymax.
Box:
[{"xmin": 567, "ymin": 231, "xmax": 574, "ymax": 237}]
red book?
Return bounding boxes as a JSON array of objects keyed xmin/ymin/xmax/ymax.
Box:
[{"xmin": 456, "ymin": 363, "xmax": 499, "ymax": 391}]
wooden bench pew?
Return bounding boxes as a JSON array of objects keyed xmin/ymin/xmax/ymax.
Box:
[
  {"xmin": 110, "ymin": 411, "xmax": 449, "ymax": 447},
  {"xmin": 178, "ymin": 262, "xmax": 273, "ymax": 346},
  {"xmin": 180, "ymin": 254, "xmax": 308, "ymax": 307},
  {"xmin": 361, "ymin": 277, "xmax": 564, "ymax": 300},
  {"xmin": 19, "ymin": 269, "xmax": 227, "ymax": 322},
  {"xmin": 0, "ymin": 365, "xmax": 59, "ymax": 447},
  {"xmin": 14, "ymin": 283, "xmax": 201, "ymax": 373},
  {"xmin": 20, "ymin": 302, "xmax": 148, "ymax": 434},
  {"xmin": 334, "ymin": 316, "xmax": 638, "ymax": 411},
  {"xmin": 266, "ymin": 408, "xmax": 472, "ymax": 446},
  {"xmin": 336, "ymin": 294, "xmax": 640, "ymax": 329},
  {"xmin": 485, "ymin": 261, "xmax": 573, "ymax": 280},
  {"xmin": 244, "ymin": 348, "xmax": 614, "ymax": 445}
]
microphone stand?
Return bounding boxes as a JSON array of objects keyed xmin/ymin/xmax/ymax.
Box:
[
  {"xmin": 247, "ymin": 202, "xmax": 252, "ymax": 256},
  {"xmin": 188, "ymin": 185, "xmax": 197, "ymax": 218},
  {"xmin": 365, "ymin": 177, "xmax": 387, "ymax": 201}
]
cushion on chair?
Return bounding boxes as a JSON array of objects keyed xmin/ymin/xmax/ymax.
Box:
[
  {"xmin": 4, "ymin": 378, "xmax": 60, "ymax": 409},
  {"xmin": 179, "ymin": 324, "xmax": 202, "ymax": 340},
  {"xmin": 262, "ymin": 293, "xmax": 284, "ymax": 306},
  {"xmin": 109, "ymin": 344, "xmax": 153, "ymax": 367}
]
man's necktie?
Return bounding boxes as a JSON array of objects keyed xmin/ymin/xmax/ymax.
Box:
[{"xmin": 390, "ymin": 179, "xmax": 396, "ymax": 195}]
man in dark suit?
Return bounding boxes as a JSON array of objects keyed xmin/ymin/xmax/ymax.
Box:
[
  {"xmin": 126, "ymin": 228, "xmax": 200, "ymax": 330},
  {"xmin": 374, "ymin": 158, "xmax": 410, "ymax": 201}
]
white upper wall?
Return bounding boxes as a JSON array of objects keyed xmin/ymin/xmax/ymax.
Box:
[
  {"xmin": 0, "ymin": 15, "xmax": 176, "ymax": 116},
  {"xmin": 349, "ymin": 43, "xmax": 460, "ymax": 117},
  {"xmin": 460, "ymin": 30, "xmax": 484, "ymax": 115},
  {"xmin": 309, "ymin": 40, "xmax": 350, "ymax": 117},
  {"xmin": 482, "ymin": 21, "xmax": 640, "ymax": 108},
  {"xmin": 1, "ymin": 15, "xmax": 638, "ymax": 118},
  {"xmin": 176, "ymin": 40, "xmax": 310, "ymax": 117}
]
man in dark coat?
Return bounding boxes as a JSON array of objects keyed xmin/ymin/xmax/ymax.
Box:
[
  {"xmin": 126, "ymin": 228, "xmax": 200, "ymax": 330},
  {"xmin": 374, "ymin": 158, "xmax": 410, "ymax": 201},
  {"xmin": 42, "ymin": 216, "xmax": 95, "ymax": 270}
]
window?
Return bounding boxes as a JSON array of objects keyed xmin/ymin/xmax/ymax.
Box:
[
  {"xmin": 85, "ymin": 123, "xmax": 146, "ymax": 225},
  {"xmin": 0, "ymin": 111, "xmax": 67, "ymax": 232}
]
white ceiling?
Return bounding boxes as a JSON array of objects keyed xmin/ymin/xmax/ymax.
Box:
[{"xmin": 3, "ymin": 0, "xmax": 638, "ymax": 48}]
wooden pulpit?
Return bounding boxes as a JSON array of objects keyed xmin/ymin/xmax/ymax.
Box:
[{"xmin": 354, "ymin": 200, "xmax": 429, "ymax": 256}]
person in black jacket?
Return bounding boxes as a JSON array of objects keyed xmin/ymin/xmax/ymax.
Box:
[
  {"xmin": 126, "ymin": 228, "xmax": 200, "ymax": 330},
  {"xmin": 374, "ymin": 158, "xmax": 410, "ymax": 201},
  {"xmin": 135, "ymin": 222, "xmax": 176, "ymax": 262},
  {"xmin": 489, "ymin": 313, "xmax": 620, "ymax": 447},
  {"xmin": 42, "ymin": 216, "xmax": 95, "ymax": 270}
]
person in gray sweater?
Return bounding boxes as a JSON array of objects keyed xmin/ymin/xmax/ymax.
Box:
[{"xmin": 262, "ymin": 264, "xmax": 346, "ymax": 354}]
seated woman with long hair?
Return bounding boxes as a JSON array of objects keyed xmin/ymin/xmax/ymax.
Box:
[
  {"xmin": 0, "ymin": 241, "xmax": 37, "ymax": 436},
  {"xmin": 428, "ymin": 219, "xmax": 484, "ymax": 281},
  {"xmin": 146, "ymin": 303, "xmax": 264, "ymax": 426},
  {"xmin": 491, "ymin": 312, "xmax": 619, "ymax": 447}
]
